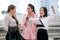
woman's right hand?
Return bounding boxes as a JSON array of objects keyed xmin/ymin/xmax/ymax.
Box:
[
  {"xmin": 51, "ymin": 6, "xmax": 55, "ymax": 11},
  {"xmin": 51, "ymin": 6, "xmax": 56, "ymax": 14}
]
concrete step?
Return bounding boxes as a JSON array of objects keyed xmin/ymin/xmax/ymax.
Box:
[
  {"xmin": 0, "ymin": 27, "xmax": 60, "ymax": 40},
  {"xmin": 0, "ymin": 30, "xmax": 6, "ymax": 40}
]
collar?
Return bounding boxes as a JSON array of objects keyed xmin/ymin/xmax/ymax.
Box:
[{"xmin": 8, "ymin": 13, "xmax": 13, "ymax": 17}]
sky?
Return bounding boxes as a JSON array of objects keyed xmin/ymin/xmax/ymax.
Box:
[{"xmin": 0, "ymin": 0, "xmax": 60, "ymax": 14}]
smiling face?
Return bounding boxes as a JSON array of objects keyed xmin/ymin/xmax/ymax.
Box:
[
  {"xmin": 40, "ymin": 8, "xmax": 45, "ymax": 17},
  {"xmin": 27, "ymin": 6, "xmax": 33, "ymax": 14},
  {"xmin": 7, "ymin": 5, "xmax": 16, "ymax": 15},
  {"xmin": 11, "ymin": 7, "xmax": 16, "ymax": 14}
]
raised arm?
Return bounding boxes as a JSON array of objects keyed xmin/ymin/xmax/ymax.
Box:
[{"xmin": 51, "ymin": 6, "xmax": 56, "ymax": 14}]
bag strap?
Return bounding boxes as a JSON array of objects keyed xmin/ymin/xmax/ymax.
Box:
[
  {"xmin": 39, "ymin": 18, "xmax": 45, "ymax": 27},
  {"xmin": 12, "ymin": 16, "xmax": 18, "ymax": 25}
]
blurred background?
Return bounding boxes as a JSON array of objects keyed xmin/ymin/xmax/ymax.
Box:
[{"xmin": 0, "ymin": 0, "xmax": 60, "ymax": 40}]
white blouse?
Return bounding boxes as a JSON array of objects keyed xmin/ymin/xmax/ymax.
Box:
[
  {"xmin": 40, "ymin": 17, "xmax": 49, "ymax": 30},
  {"xmin": 24, "ymin": 15, "xmax": 56, "ymax": 30},
  {"xmin": 29, "ymin": 17, "xmax": 50, "ymax": 30},
  {"xmin": 4, "ymin": 13, "xmax": 18, "ymax": 31}
]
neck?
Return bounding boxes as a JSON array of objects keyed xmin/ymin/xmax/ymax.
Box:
[
  {"xmin": 9, "ymin": 12, "xmax": 13, "ymax": 16},
  {"xmin": 28, "ymin": 12, "xmax": 35, "ymax": 18},
  {"xmin": 28, "ymin": 13, "xmax": 31, "ymax": 15}
]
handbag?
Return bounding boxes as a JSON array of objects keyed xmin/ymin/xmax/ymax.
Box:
[{"xmin": 8, "ymin": 26, "xmax": 18, "ymax": 33}]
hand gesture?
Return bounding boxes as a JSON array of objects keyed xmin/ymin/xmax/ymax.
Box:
[{"xmin": 51, "ymin": 6, "xmax": 56, "ymax": 14}]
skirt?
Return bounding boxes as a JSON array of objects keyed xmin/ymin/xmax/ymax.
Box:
[
  {"xmin": 37, "ymin": 29, "xmax": 48, "ymax": 40},
  {"xmin": 6, "ymin": 30, "xmax": 25, "ymax": 40},
  {"xmin": 21, "ymin": 26, "xmax": 37, "ymax": 39}
]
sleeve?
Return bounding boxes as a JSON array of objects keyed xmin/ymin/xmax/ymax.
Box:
[
  {"xmin": 21, "ymin": 14, "xmax": 27, "ymax": 28},
  {"xmin": 30, "ymin": 18, "xmax": 40, "ymax": 28},
  {"xmin": 31, "ymin": 18, "xmax": 42, "ymax": 24},
  {"xmin": 46, "ymin": 16, "xmax": 54, "ymax": 30},
  {"xmin": 4, "ymin": 15, "xmax": 10, "ymax": 31},
  {"xmin": 48, "ymin": 15, "xmax": 55, "ymax": 25}
]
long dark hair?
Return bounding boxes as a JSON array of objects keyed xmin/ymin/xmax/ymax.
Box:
[
  {"xmin": 40, "ymin": 7, "xmax": 48, "ymax": 17},
  {"xmin": 7, "ymin": 4, "xmax": 16, "ymax": 13},
  {"xmin": 28, "ymin": 3, "xmax": 35, "ymax": 13}
]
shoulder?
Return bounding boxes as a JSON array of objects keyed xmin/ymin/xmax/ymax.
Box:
[
  {"xmin": 24, "ymin": 14, "xmax": 27, "ymax": 16},
  {"xmin": 4, "ymin": 13, "xmax": 11, "ymax": 19},
  {"xmin": 34, "ymin": 13, "xmax": 38, "ymax": 18}
]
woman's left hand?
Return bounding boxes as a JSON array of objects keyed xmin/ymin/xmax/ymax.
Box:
[{"xmin": 18, "ymin": 24, "xmax": 21, "ymax": 28}]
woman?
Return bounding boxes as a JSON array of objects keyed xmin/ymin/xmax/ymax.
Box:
[
  {"xmin": 37, "ymin": 6, "xmax": 56, "ymax": 40},
  {"xmin": 4, "ymin": 4, "xmax": 25, "ymax": 40},
  {"xmin": 37, "ymin": 7, "xmax": 48, "ymax": 40},
  {"xmin": 21, "ymin": 4, "xmax": 37, "ymax": 40}
]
